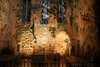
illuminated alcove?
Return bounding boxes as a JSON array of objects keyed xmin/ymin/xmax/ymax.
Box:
[
  {"xmin": 17, "ymin": 13, "xmax": 71, "ymax": 56},
  {"xmin": 0, "ymin": 0, "xmax": 100, "ymax": 65},
  {"xmin": 15, "ymin": 0, "xmax": 72, "ymax": 57}
]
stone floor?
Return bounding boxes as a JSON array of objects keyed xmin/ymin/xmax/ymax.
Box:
[{"xmin": 0, "ymin": 54, "xmax": 99, "ymax": 67}]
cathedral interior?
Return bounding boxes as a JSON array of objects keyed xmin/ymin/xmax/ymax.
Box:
[{"xmin": 0, "ymin": 0, "xmax": 100, "ymax": 67}]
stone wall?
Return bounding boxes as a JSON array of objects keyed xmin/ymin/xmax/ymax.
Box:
[
  {"xmin": 0, "ymin": 0, "xmax": 20, "ymax": 54},
  {"xmin": 0, "ymin": 0, "xmax": 99, "ymax": 61},
  {"xmin": 16, "ymin": 0, "xmax": 99, "ymax": 61},
  {"xmin": 65, "ymin": 0, "xmax": 99, "ymax": 61}
]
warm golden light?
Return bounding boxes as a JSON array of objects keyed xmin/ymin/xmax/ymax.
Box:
[
  {"xmin": 17, "ymin": 14, "xmax": 71, "ymax": 56},
  {"xmin": 54, "ymin": 31, "xmax": 71, "ymax": 56}
]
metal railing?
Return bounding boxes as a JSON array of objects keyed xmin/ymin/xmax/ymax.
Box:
[{"xmin": 0, "ymin": 60, "xmax": 99, "ymax": 67}]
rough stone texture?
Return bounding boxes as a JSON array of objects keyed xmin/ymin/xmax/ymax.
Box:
[
  {"xmin": 0, "ymin": 0, "xmax": 20, "ymax": 53},
  {"xmin": 65, "ymin": 0, "xmax": 99, "ymax": 61},
  {"xmin": 0, "ymin": 0, "xmax": 99, "ymax": 61},
  {"xmin": 17, "ymin": 11, "xmax": 71, "ymax": 56}
]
